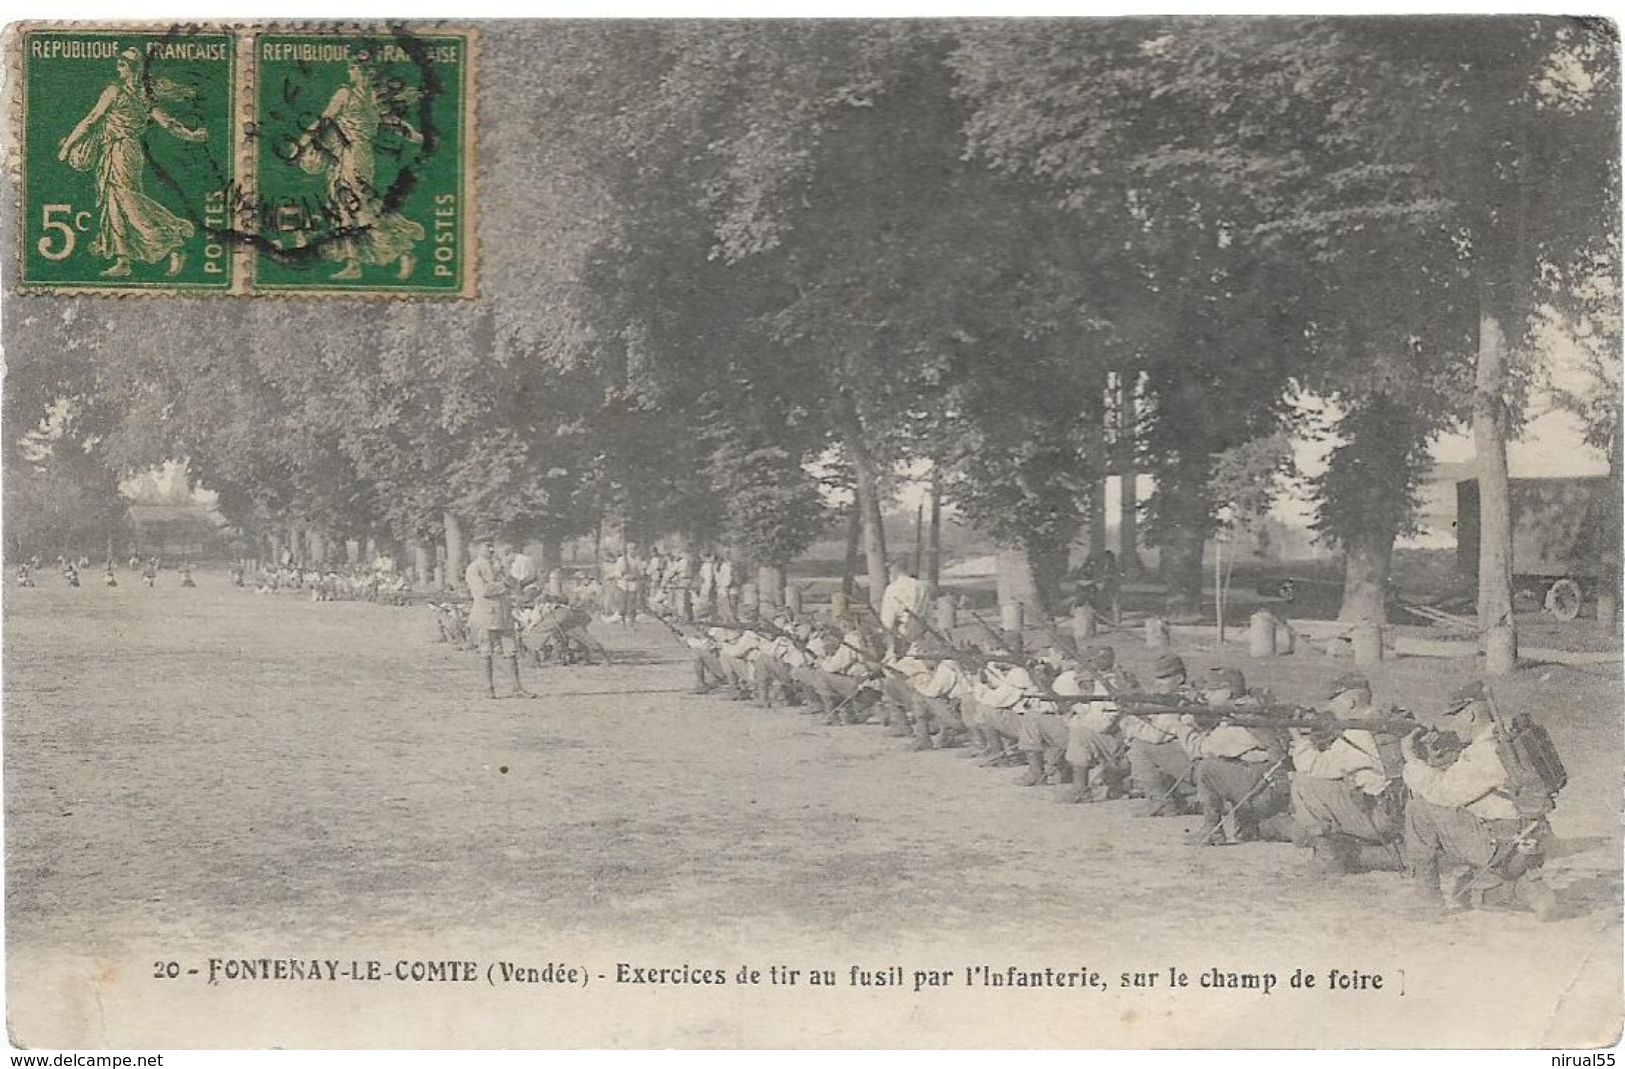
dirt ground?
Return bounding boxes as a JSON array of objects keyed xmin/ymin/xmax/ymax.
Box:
[{"xmin": 4, "ymin": 572, "xmax": 1621, "ymax": 1048}]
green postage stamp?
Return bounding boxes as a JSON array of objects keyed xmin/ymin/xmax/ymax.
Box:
[
  {"xmin": 18, "ymin": 29, "xmax": 238, "ymax": 293},
  {"xmin": 12, "ymin": 24, "xmax": 476, "ymax": 297}
]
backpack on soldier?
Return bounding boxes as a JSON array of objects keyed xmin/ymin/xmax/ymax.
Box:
[{"xmin": 1491, "ymin": 708, "xmax": 1567, "ymax": 817}]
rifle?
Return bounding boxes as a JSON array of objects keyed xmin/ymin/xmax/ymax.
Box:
[
  {"xmin": 648, "ymin": 609, "xmax": 696, "ymax": 647},
  {"xmin": 1111, "ymin": 697, "xmax": 1418, "ymax": 735},
  {"xmin": 699, "ymin": 616, "xmax": 895, "ymax": 681},
  {"xmin": 1202, "ymin": 754, "xmax": 1289, "ymax": 845},
  {"xmin": 967, "ymin": 607, "xmax": 1007, "ymax": 648}
]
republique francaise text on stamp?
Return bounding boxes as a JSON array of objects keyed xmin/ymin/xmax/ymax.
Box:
[{"xmin": 12, "ymin": 23, "xmax": 476, "ymax": 297}]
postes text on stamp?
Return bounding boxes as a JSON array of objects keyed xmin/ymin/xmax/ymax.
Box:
[
  {"xmin": 248, "ymin": 29, "xmax": 474, "ymax": 297},
  {"xmin": 19, "ymin": 28, "xmax": 238, "ymax": 293}
]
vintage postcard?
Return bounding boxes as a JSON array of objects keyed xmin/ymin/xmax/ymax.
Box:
[{"xmin": 1, "ymin": 15, "xmax": 1620, "ymax": 1053}]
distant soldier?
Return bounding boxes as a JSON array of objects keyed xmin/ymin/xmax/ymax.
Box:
[
  {"xmin": 1185, "ymin": 667, "xmax": 1292, "ymax": 846},
  {"xmin": 1288, "ymin": 673, "xmax": 1404, "ymax": 874},
  {"xmin": 609, "ymin": 542, "xmax": 644, "ymax": 627},
  {"xmin": 128, "ymin": 554, "xmax": 141, "ymax": 572},
  {"xmin": 899, "ymin": 638, "xmax": 971, "ymax": 750},
  {"xmin": 63, "ymin": 560, "xmax": 81, "ymax": 587},
  {"xmin": 716, "ymin": 552, "xmax": 737, "ymax": 622},
  {"xmin": 667, "ymin": 546, "xmax": 695, "ymax": 620},
  {"xmin": 16, "ymin": 562, "xmax": 34, "ymax": 588},
  {"xmin": 527, "ymin": 596, "xmax": 610, "ymax": 667},
  {"xmin": 466, "ymin": 536, "xmax": 533, "ymax": 700},
  {"xmin": 964, "ymin": 652, "xmax": 1048, "ymax": 762},
  {"xmin": 696, "ymin": 550, "xmax": 718, "ymax": 619},
  {"xmin": 508, "ymin": 543, "xmax": 538, "ymax": 589},
  {"xmin": 142, "ymin": 557, "xmax": 158, "ymax": 587},
  {"xmin": 1057, "ymin": 645, "xmax": 1134, "ymax": 803},
  {"xmin": 804, "ymin": 625, "xmax": 876, "ymax": 724},
  {"xmin": 180, "ymin": 562, "xmax": 197, "ymax": 588},
  {"xmin": 715, "ymin": 625, "xmax": 763, "ymax": 700},
  {"xmin": 1122, "ymin": 652, "xmax": 1201, "ymax": 816},
  {"xmin": 1401, "ymin": 681, "xmax": 1559, "ymax": 919},
  {"xmin": 879, "ymin": 562, "xmax": 926, "ymax": 634},
  {"xmin": 645, "ymin": 544, "xmax": 667, "ymax": 613},
  {"xmin": 103, "ymin": 562, "xmax": 119, "ymax": 588}
]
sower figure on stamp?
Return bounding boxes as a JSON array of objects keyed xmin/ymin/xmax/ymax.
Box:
[
  {"xmin": 1401, "ymin": 681, "xmax": 1561, "ymax": 920},
  {"xmin": 466, "ymin": 535, "xmax": 533, "ymax": 700},
  {"xmin": 294, "ymin": 57, "xmax": 425, "ymax": 282},
  {"xmin": 58, "ymin": 48, "xmax": 207, "ymax": 278}
]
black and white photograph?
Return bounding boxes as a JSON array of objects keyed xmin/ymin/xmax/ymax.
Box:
[{"xmin": 1, "ymin": 14, "xmax": 1620, "ymax": 1052}]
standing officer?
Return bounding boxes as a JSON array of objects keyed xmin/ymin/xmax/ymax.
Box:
[{"xmin": 466, "ymin": 536, "xmax": 533, "ymax": 700}]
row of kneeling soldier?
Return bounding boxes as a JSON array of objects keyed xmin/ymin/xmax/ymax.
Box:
[{"xmin": 660, "ymin": 604, "xmax": 1567, "ymax": 921}]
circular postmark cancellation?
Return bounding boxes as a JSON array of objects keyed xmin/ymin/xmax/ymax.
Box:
[
  {"xmin": 246, "ymin": 27, "xmax": 473, "ymax": 295},
  {"xmin": 14, "ymin": 22, "xmax": 476, "ymax": 297}
]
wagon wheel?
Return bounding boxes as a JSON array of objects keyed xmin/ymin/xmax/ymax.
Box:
[{"xmin": 1545, "ymin": 578, "xmax": 1583, "ymax": 621}]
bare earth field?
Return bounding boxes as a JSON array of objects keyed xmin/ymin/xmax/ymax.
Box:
[{"xmin": 4, "ymin": 573, "xmax": 1621, "ymax": 1048}]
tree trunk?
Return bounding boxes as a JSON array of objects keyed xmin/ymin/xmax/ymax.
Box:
[
  {"xmin": 444, "ymin": 511, "xmax": 466, "ymax": 592},
  {"xmin": 836, "ymin": 393, "xmax": 888, "ymax": 609},
  {"xmin": 1116, "ymin": 371, "xmax": 1145, "ymax": 579},
  {"xmin": 995, "ymin": 547, "xmax": 1042, "ymax": 616},
  {"xmin": 996, "ymin": 542, "xmax": 1067, "ymax": 619},
  {"xmin": 757, "ymin": 564, "xmax": 785, "ymax": 617},
  {"xmin": 913, "ymin": 502, "xmax": 925, "ymax": 576},
  {"xmin": 1474, "ymin": 298, "xmax": 1518, "ymax": 675},
  {"xmin": 410, "ymin": 539, "xmax": 431, "ymax": 589},
  {"xmin": 925, "ymin": 469, "xmax": 942, "ymax": 602},
  {"xmin": 841, "ymin": 499, "xmax": 861, "ymax": 600},
  {"xmin": 539, "ymin": 537, "xmax": 563, "ymax": 575},
  {"xmin": 1338, "ymin": 529, "xmax": 1395, "ymax": 625},
  {"xmin": 1599, "ymin": 425, "xmax": 1622, "ymax": 636},
  {"xmin": 1161, "ymin": 524, "xmax": 1205, "ymax": 622},
  {"xmin": 1085, "ymin": 371, "xmax": 1108, "ymax": 560}
]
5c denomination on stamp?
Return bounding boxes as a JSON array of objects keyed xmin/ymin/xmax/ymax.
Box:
[
  {"xmin": 18, "ymin": 27, "xmax": 239, "ymax": 293},
  {"xmin": 11, "ymin": 23, "xmax": 476, "ymax": 297}
]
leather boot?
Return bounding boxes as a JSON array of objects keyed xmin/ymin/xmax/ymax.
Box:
[
  {"xmin": 910, "ymin": 715, "xmax": 934, "ymax": 750},
  {"xmin": 1014, "ymin": 750, "xmax": 1045, "ymax": 787},
  {"xmin": 1185, "ymin": 806, "xmax": 1226, "ymax": 845},
  {"xmin": 1410, "ymin": 853, "xmax": 1443, "ymax": 908},
  {"xmin": 505, "ymin": 656, "xmax": 534, "ymax": 699},
  {"xmin": 482, "ymin": 656, "xmax": 496, "ymax": 699},
  {"xmin": 1306, "ymin": 835, "xmax": 1355, "ymax": 875},
  {"xmin": 1515, "ymin": 874, "xmax": 1561, "ymax": 921}
]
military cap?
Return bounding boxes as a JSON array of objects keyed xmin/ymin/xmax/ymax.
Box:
[
  {"xmin": 1446, "ymin": 680, "xmax": 1488, "ymax": 714},
  {"xmin": 1151, "ymin": 652, "xmax": 1186, "ymax": 679},
  {"xmin": 1085, "ymin": 646, "xmax": 1116, "ymax": 670},
  {"xmin": 1323, "ymin": 672, "xmax": 1370, "ymax": 700},
  {"xmin": 1207, "ymin": 666, "xmax": 1247, "ymax": 695}
]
